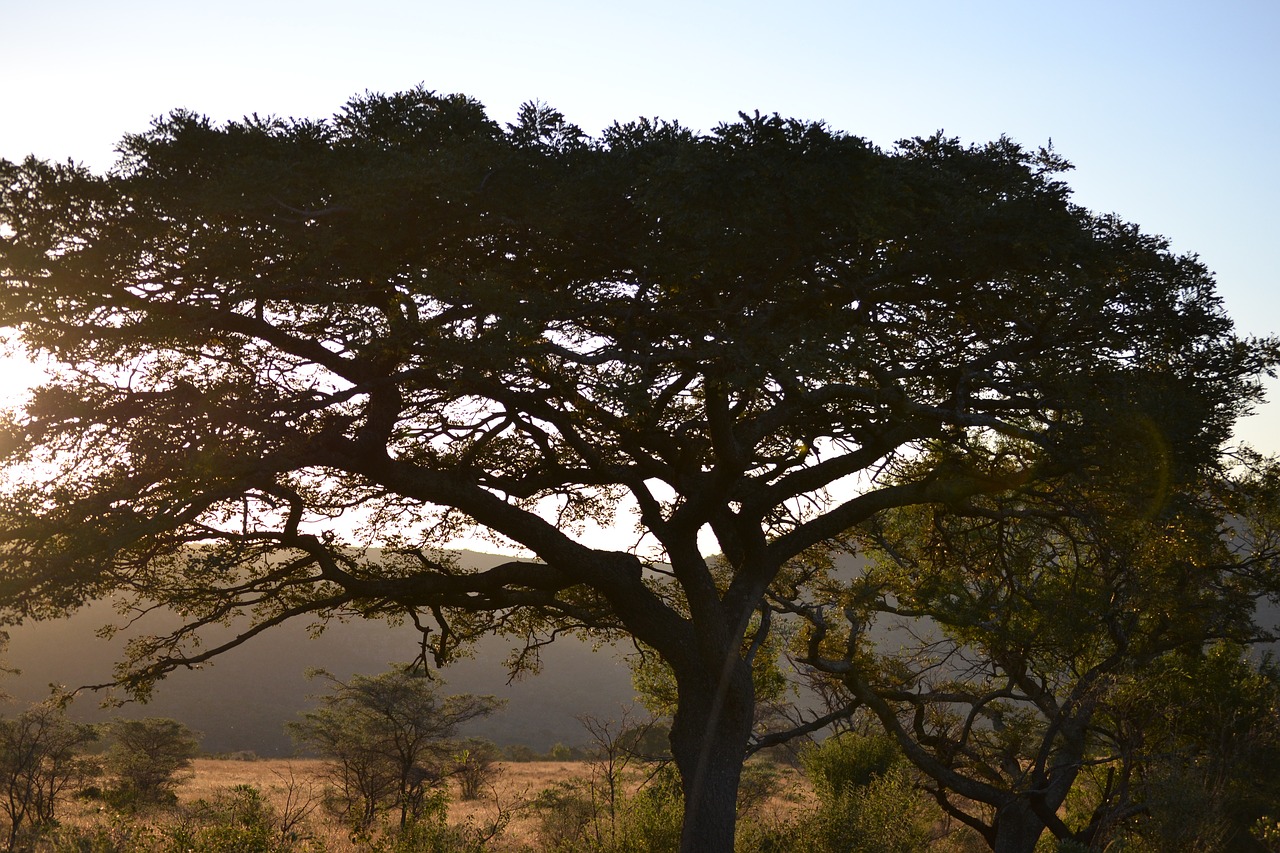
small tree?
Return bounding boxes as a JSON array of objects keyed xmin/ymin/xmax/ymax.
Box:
[
  {"xmin": 106, "ymin": 717, "xmax": 201, "ymax": 804},
  {"xmin": 578, "ymin": 709, "xmax": 648, "ymax": 849},
  {"xmin": 288, "ymin": 666, "xmax": 501, "ymax": 829},
  {"xmin": 0, "ymin": 701, "xmax": 97, "ymax": 848},
  {"xmin": 451, "ymin": 737, "xmax": 501, "ymax": 801}
]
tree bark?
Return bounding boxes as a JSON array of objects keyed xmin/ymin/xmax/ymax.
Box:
[
  {"xmin": 992, "ymin": 800, "xmax": 1048, "ymax": 853},
  {"xmin": 669, "ymin": 653, "xmax": 755, "ymax": 853}
]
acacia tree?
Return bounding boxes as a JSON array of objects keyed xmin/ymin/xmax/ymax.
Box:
[
  {"xmin": 106, "ymin": 717, "xmax": 200, "ymax": 803},
  {"xmin": 0, "ymin": 88, "xmax": 1273, "ymax": 852},
  {"xmin": 788, "ymin": 440, "xmax": 1280, "ymax": 852},
  {"xmin": 288, "ymin": 667, "xmax": 501, "ymax": 828}
]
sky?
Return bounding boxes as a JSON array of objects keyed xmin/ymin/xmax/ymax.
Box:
[{"xmin": 2, "ymin": 0, "xmax": 1278, "ymax": 450}]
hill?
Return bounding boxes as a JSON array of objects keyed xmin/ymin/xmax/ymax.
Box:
[{"xmin": 1, "ymin": 551, "xmax": 636, "ymax": 755}]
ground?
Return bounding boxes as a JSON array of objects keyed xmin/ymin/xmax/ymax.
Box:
[{"xmin": 54, "ymin": 757, "xmax": 815, "ymax": 851}]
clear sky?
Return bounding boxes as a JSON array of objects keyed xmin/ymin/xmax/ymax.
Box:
[{"xmin": 2, "ymin": 0, "xmax": 1277, "ymax": 447}]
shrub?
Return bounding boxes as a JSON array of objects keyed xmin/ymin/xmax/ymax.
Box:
[
  {"xmin": 737, "ymin": 760, "xmax": 783, "ymax": 814},
  {"xmin": 810, "ymin": 765, "xmax": 936, "ymax": 853},
  {"xmin": 614, "ymin": 766, "xmax": 683, "ymax": 853},
  {"xmin": 532, "ymin": 779, "xmax": 597, "ymax": 851},
  {"xmin": 105, "ymin": 717, "xmax": 200, "ymax": 805},
  {"xmin": 799, "ymin": 732, "xmax": 939, "ymax": 853},
  {"xmin": 502, "ymin": 744, "xmax": 537, "ymax": 762},
  {"xmin": 370, "ymin": 789, "xmax": 491, "ymax": 853},
  {"xmin": 451, "ymin": 738, "xmax": 501, "ymax": 801},
  {"xmin": 529, "ymin": 757, "xmax": 794, "ymax": 853},
  {"xmin": 548, "ymin": 742, "xmax": 586, "ymax": 761},
  {"xmin": 29, "ymin": 811, "xmax": 161, "ymax": 853},
  {"xmin": 800, "ymin": 731, "xmax": 902, "ymax": 800},
  {"xmin": 166, "ymin": 784, "xmax": 282, "ymax": 853}
]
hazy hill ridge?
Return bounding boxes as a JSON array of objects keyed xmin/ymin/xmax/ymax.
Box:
[{"xmin": 3, "ymin": 550, "xmax": 636, "ymax": 755}]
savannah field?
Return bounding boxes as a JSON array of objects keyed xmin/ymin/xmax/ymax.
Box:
[{"xmin": 48, "ymin": 757, "xmax": 817, "ymax": 852}]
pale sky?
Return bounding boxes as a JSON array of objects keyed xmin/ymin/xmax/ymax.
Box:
[{"xmin": 3, "ymin": 0, "xmax": 1277, "ymax": 449}]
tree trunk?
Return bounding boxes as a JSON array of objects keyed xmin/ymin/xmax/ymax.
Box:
[
  {"xmin": 669, "ymin": 656, "xmax": 755, "ymax": 853},
  {"xmin": 992, "ymin": 800, "xmax": 1048, "ymax": 853}
]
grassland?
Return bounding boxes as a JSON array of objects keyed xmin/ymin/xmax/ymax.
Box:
[{"xmin": 48, "ymin": 756, "xmax": 815, "ymax": 852}]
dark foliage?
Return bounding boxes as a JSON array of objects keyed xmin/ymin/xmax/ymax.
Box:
[{"xmin": 1, "ymin": 87, "xmax": 1274, "ymax": 851}]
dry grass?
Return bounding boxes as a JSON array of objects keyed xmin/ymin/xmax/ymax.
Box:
[
  {"xmin": 51, "ymin": 756, "xmax": 812, "ymax": 851},
  {"xmin": 177, "ymin": 757, "xmax": 324, "ymax": 800},
  {"xmin": 179, "ymin": 758, "xmax": 594, "ymax": 849}
]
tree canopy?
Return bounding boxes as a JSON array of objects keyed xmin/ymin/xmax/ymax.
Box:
[
  {"xmin": 791, "ymin": 442, "xmax": 1280, "ymax": 851},
  {"xmin": 0, "ymin": 87, "xmax": 1274, "ymax": 851},
  {"xmin": 105, "ymin": 716, "xmax": 200, "ymax": 804}
]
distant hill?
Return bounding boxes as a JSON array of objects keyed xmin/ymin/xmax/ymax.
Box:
[
  {"xmin": 8, "ymin": 547, "xmax": 1270, "ymax": 758},
  {"xmin": 1, "ymin": 551, "xmax": 637, "ymax": 755}
]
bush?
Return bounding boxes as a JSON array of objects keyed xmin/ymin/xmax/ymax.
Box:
[
  {"xmin": 28, "ymin": 811, "xmax": 161, "ymax": 852},
  {"xmin": 166, "ymin": 784, "xmax": 283, "ymax": 853},
  {"xmin": 451, "ymin": 738, "xmax": 501, "ymax": 801},
  {"xmin": 105, "ymin": 717, "xmax": 200, "ymax": 805},
  {"xmin": 798, "ymin": 733, "xmax": 939, "ymax": 853},
  {"xmin": 532, "ymin": 779, "xmax": 597, "ymax": 851},
  {"xmin": 548, "ymin": 742, "xmax": 587, "ymax": 761},
  {"xmin": 161, "ymin": 778, "xmax": 325, "ymax": 850},
  {"xmin": 531, "ymin": 768, "xmax": 685, "ymax": 853},
  {"xmin": 810, "ymin": 765, "xmax": 936, "ymax": 853},
  {"xmin": 370, "ymin": 789, "xmax": 491, "ymax": 853},
  {"xmin": 801, "ymin": 731, "xmax": 902, "ymax": 799},
  {"xmin": 737, "ymin": 760, "xmax": 783, "ymax": 814},
  {"xmin": 734, "ymin": 815, "xmax": 806, "ymax": 853},
  {"xmin": 502, "ymin": 744, "xmax": 537, "ymax": 762},
  {"xmin": 614, "ymin": 766, "xmax": 683, "ymax": 853}
]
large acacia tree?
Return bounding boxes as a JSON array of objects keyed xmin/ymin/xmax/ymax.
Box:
[{"xmin": 0, "ymin": 89, "xmax": 1271, "ymax": 851}]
